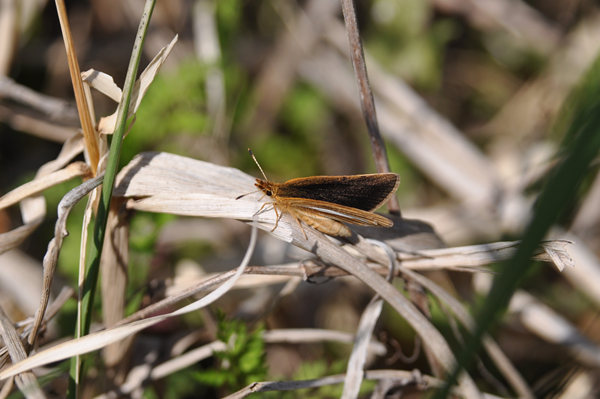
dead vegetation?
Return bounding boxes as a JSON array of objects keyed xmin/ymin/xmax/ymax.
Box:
[{"xmin": 1, "ymin": 0, "xmax": 599, "ymax": 398}]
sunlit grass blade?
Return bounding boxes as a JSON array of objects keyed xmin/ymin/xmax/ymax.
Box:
[{"xmin": 67, "ymin": 0, "xmax": 157, "ymax": 397}]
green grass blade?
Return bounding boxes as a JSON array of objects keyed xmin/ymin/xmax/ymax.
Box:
[{"xmin": 67, "ymin": 1, "xmax": 157, "ymax": 397}]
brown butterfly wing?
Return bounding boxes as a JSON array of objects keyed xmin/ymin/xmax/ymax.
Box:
[{"xmin": 276, "ymin": 173, "xmax": 399, "ymax": 211}]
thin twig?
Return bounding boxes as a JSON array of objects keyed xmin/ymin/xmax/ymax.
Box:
[
  {"xmin": 339, "ymin": 0, "xmax": 399, "ymax": 215},
  {"xmin": 224, "ymin": 369, "xmax": 463, "ymax": 399},
  {"xmin": 0, "ymin": 76, "xmax": 78, "ymax": 122}
]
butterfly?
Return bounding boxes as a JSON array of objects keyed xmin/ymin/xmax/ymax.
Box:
[{"xmin": 240, "ymin": 150, "xmax": 399, "ymax": 238}]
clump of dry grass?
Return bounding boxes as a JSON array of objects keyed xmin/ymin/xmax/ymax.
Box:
[{"xmin": 1, "ymin": 0, "xmax": 600, "ymax": 398}]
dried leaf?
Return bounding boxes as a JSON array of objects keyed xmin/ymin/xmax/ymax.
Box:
[
  {"xmin": 396, "ymin": 240, "xmax": 574, "ymax": 272},
  {"xmin": 0, "ymin": 308, "xmax": 45, "ymax": 399},
  {"xmin": 81, "ymin": 69, "xmax": 122, "ymax": 103},
  {"xmin": 538, "ymin": 240, "xmax": 574, "ymax": 271},
  {"xmin": 114, "ymin": 152, "xmax": 292, "ymax": 241},
  {"xmin": 101, "ymin": 200, "xmax": 131, "ymax": 366},
  {"xmin": 28, "ymin": 175, "xmax": 104, "ymax": 345},
  {"xmin": 0, "ymin": 162, "xmax": 89, "ymax": 210},
  {"xmin": 0, "ymin": 134, "xmax": 85, "ymax": 254},
  {"xmin": 0, "ymin": 197, "xmax": 45, "ymax": 255},
  {"xmin": 96, "ymin": 35, "xmax": 178, "ymax": 134}
]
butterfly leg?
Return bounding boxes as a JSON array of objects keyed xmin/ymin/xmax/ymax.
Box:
[
  {"xmin": 256, "ymin": 201, "xmax": 271, "ymax": 215},
  {"xmin": 293, "ymin": 215, "xmax": 308, "ymax": 240},
  {"xmin": 284, "ymin": 209, "xmax": 309, "ymax": 239},
  {"xmin": 270, "ymin": 206, "xmax": 282, "ymax": 232}
]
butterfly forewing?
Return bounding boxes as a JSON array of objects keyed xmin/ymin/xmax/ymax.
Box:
[{"xmin": 274, "ymin": 173, "xmax": 399, "ymax": 211}]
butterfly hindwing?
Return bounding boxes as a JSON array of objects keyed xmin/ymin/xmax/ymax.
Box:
[{"xmin": 280, "ymin": 197, "xmax": 393, "ymax": 227}]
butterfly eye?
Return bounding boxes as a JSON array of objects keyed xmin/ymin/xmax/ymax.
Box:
[{"xmin": 266, "ymin": 190, "xmax": 272, "ymax": 196}]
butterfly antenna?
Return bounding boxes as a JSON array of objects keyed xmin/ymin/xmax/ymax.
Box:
[
  {"xmin": 248, "ymin": 148, "xmax": 269, "ymax": 181},
  {"xmin": 236, "ymin": 189, "xmax": 260, "ymax": 200}
]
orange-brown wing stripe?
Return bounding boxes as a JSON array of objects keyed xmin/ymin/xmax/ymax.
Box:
[{"xmin": 280, "ymin": 197, "xmax": 393, "ymax": 227}]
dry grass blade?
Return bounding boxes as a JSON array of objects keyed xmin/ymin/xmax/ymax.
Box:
[
  {"xmin": 0, "ymin": 108, "xmax": 78, "ymax": 143},
  {"xmin": 0, "ymin": 75, "xmax": 78, "ymax": 122},
  {"xmin": 401, "ymin": 267, "xmax": 534, "ymax": 398},
  {"xmin": 0, "ymin": 134, "xmax": 85, "ymax": 255},
  {"xmin": 482, "ymin": 13, "xmax": 600, "ymax": 141},
  {"xmin": 94, "ymin": 35, "xmax": 178, "ymax": 135},
  {"xmin": 37, "ymin": 134, "xmax": 85, "ymax": 176},
  {"xmin": 262, "ymin": 329, "xmax": 385, "ymax": 354},
  {"xmin": 539, "ymin": 239, "xmax": 574, "ymax": 271},
  {"xmin": 148, "ymin": 341, "xmax": 226, "ymax": 383},
  {"xmin": 100, "ymin": 200, "xmax": 130, "ymax": 367},
  {"xmin": 27, "ymin": 174, "xmax": 104, "ymax": 346},
  {"xmin": 114, "ymin": 152, "xmax": 292, "ymax": 240},
  {"xmin": 339, "ymin": 0, "xmax": 398, "ymax": 214},
  {"xmin": 224, "ymin": 375, "xmax": 361, "ymax": 399},
  {"xmin": 0, "ymin": 378, "xmax": 14, "ymax": 398},
  {"xmin": 558, "ymin": 232, "xmax": 600, "ymax": 307},
  {"xmin": 55, "ymin": 0, "xmax": 99, "ymax": 173},
  {"xmin": 436, "ymin": 0, "xmax": 560, "ymax": 54},
  {"xmin": 394, "ymin": 240, "xmax": 573, "ymax": 272},
  {"xmin": 508, "ymin": 291, "xmax": 600, "ymax": 368},
  {"xmin": 0, "ymin": 197, "xmax": 45, "ymax": 255},
  {"xmin": 0, "ymin": 308, "xmax": 44, "ymax": 399},
  {"xmin": 342, "ymin": 299, "xmax": 383, "ymax": 399},
  {"xmin": 288, "ymin": 228, "xmax": 480, "ymax": 397},
  {"xmin": 81, "ymin": 70, "xmax": 122, "ymax": 104},
  {"xmin": 0, "ymin": 223, "xmax": 257, "ymax": 380},
  {"xmin": 343, "ymin": 239, "xmax": 395, "ymax": 399},
  {"xmin": 0, "ymin": 0, "xmax": 16, "ymax": 76},
  {"xmin": 0, "ymin": 162, "xmax": 89, "ymax": 210},
  {"xmin": 96, "ymin": 328, "xmax": 386, "ymax": 396},
  {"xmin": 224, "ymin": 369, "xmax": 484, "ymax": 399},
  {"xmin": 119, "ymin": 268, "xmax": 239, "ymax": 325}
]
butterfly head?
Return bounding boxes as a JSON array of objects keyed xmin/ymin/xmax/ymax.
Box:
[{"xmin": 255, "ymin": 179, "xmax": 276, "ymax": 197}]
